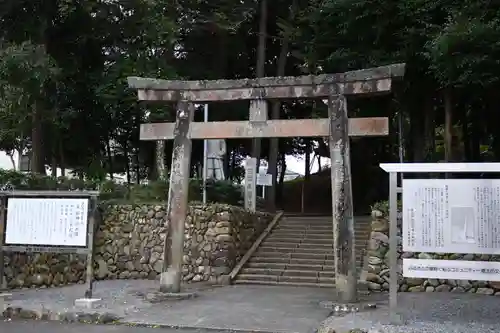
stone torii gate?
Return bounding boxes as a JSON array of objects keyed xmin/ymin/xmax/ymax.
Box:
[{"xmin": 127, "ymin": 63, "xmax": 405, "ymax": 301}]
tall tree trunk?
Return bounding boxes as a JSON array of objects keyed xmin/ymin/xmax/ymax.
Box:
[
  {"xmin": 302, "ymin": 140, "xmax": 311, "ymax": 213},
  {"xmin": 135, "ymin": 149, "xmax": 140, "ymax": 184},
  {"xmin": 165, "ymin": 140, "xmax": 173, "ymax": 174},
  {"xmin": 423, "ymin": 96, "xmax": 435, "ymax": 161},
  {"xmin": 461, "ymin": 103, "xmax": 471, "ymax": 161},
  {"xmin": 470, "ymin": 103, "xmax": 481, "ymax": 161},
  {"xmin": 410, "ymin": 93, "xmax": 434, "ymax": 164},
  {"xmin": 305, "ymin": 141, "xmax": 311, "ymax": 180},
  {"xmin": 266, "ymin": 0, "xmax": 298, "ymax": 210},
  {"xmin": 50, "ymin": 134, "xmax": 57, "ymax": 177},
  {"xmin": 124, "ymin": 142, "xmax": 131, "ymax": 184},
  {"xmin": 51, "ymin": 155, "xmax": 57, "ymax": 177},
  {"xmin": 277, "ymin": 153, "xmax": 286, "ymax": 207},
  {"xmin": 105, "ymin": 135, "xmax": 114, "ymax": 179},
  {"xmin": 251, "ymin": 0, "xmax": 267, "ymax": 166},
  {"xmin": 218, "ymin": 29, "xmax": 229, "ymax": 180},
  {"xmin": 444, "ymin": 87, "xmax": 454, "ymax": 162},
  {"xmin": 31, "ymin": 102, "xmax": 45, "ymax": 174},
  {"xmin": 224, "ymin": 148, "xmax": 230, "ymax": 181},
  {"xmin": 487, "ymin": 89, "xmax": 500, "ymax": 160},
  {"xmin": 230, "ymin": 149, "xmax": 236, "ymax": 181},
  {"xmin": 59, "ymin": 140, "xmax": 66, "ymax": 177},
  {"xmin": 410, "ymin": 99, "xmax": 425, "ymax": 162}
]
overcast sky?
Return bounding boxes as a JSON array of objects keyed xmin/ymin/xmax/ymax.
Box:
[{"xmin": 0, "ymin": 150, "xmax": 329, "ymax": 177}]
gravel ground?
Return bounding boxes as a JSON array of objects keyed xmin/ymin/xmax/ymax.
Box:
[{"xmin": 319, "ymin": 292, "xmax": 500, "ymax": 333}]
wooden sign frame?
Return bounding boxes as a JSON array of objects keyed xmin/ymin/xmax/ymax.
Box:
[{"xmin": 0, "ymin": 190, "xmax": 99, "ymax": 298}]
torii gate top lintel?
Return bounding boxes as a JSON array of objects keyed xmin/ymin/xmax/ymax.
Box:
[{"xmin": 127, "ymin": 63, "xmax": 405, "ymax": 102}]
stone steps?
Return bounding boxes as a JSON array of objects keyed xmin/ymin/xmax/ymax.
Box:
[
  {"xmin": 233, "ymin": 215, "xmax": 372, "ymax": 288},
  {"xmin": 247, "ymin": 262, "xmax": 334, "ymax": 271},
  {"xmin": 250, "ymin": 256, "xmax": 335, "ymax": 265},
  {"xmin": 262, "ymin": 242, "xmax": 334, "ymax": 249},
  {"xmin": 265, "ymin": 236, "xmax": 333, "ymax": 244},
  {"xmin": 232, "ymin": 279, "xmax": 335, "ymax": 288},
  {"xmin": 236, "ymin": 273, "xmax": 336, "ymax": 285},
  {"xmin": 241, "ymin": 267, "xmax": 335, "ymax": 278},
  {"xmin": 254, "ymin": 251, "xmax": 334, "ymax": 260}
]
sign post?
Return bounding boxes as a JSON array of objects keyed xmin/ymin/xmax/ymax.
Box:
[
  {"xmin": 257, "ymin": 173, "xmax": 272, "ymax": 198},
  {"xmin": 244, "ymin": 158, "xmax": 258, "ymax": 212},
  {"xmin": 380, "ymin": 162, "xmax": 500, "ymax": 325},
  {"xmin": 0, "ymin": 190, "xmax": 99, "ymax": 305}
]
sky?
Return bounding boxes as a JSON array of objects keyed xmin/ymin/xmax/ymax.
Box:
[
  {"xmin": 0, "ymin": 150, "xmax": 330, "ymax": 177},
  {"xmin": 0, "ymin": 151, "xmax": 15, "ymax": 170},
  {"xmin": 285, "ymin": 154, "xmax": 329, "ymax": 175}
]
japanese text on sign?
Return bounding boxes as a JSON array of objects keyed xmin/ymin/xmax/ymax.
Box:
[
  {"xmin": 5, "ymin": 198, "xmax": 89, "ymax": 247},
  {"xmin": 403, "ymin": 179, "xmax": 500, "ymax": 255},
  {"xmin": 403, "ymin": 258, "xmax": 500, "ymax": 281},
  {"xmin": 244, "ymin": 158, "xmax": 257, "ymax": 212}
]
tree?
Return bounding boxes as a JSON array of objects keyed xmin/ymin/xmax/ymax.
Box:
[{"xmin": 0, "ymin": 42, "xmax": 60, "ymax": 174}]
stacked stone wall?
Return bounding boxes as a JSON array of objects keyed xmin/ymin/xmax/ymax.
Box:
[
  {"xmin": 366, "ymin": 207, "xmax": 500, "ymax": 295},
  {"xmin": 3, "ymin": 203, "xmax": 272, "ymax": 289}
]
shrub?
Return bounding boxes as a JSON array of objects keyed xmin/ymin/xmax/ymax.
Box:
[
  {"xmin": 370, "ymin": 200, "xmax": 402, "ymax": 216},
  {"xmin": 0, "ymin": 169, "xmax": 243, "ymax": 205}
]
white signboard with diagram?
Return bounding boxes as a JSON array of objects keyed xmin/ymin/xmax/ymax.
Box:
[
  {"xmin": 402, "ymin": 178, "xmax": 500, "ymax": 255},
  {"xmin": 402, "ymin": 178, "xmax": 500, "ymax": 281},
  {"xmin": 380, "ymin": 163, "xmax": 500, "ymax": 324},
  {"xmin": 5, "ymin": 198, "xmax": 89, "ymax": 247}
]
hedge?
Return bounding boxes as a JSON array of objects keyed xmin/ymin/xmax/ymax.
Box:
[
  {"xmin": 370, "ymin": 200, "xmax": 402, "ymax": 216},
  {"xmin": 0, "ymin": 169, "xmax": 243, "ymax": 206}
]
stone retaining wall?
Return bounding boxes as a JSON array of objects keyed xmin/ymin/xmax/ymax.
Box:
[
  {"xmin": 3, "ymin": 203, "xmax": 272, "ymax": 289},
  {"xmin": 366, "ymin": 208, "xmax": 500, "ymax": 295}
]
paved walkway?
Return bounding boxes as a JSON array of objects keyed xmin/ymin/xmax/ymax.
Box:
[
  {"xmin": 3, "ymin": 280, "xmax": 332, "ymax": 333},
  {"xmin": 1, "ymin": 320, "xmax": 230, "ymax": 333},
  {"xmin": 6, "ymin": 280, "xmax": 500, "ymax": 332}
]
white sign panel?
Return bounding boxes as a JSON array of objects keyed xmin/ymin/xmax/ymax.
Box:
[
  {"xmin": 5, "ymin": 198, "xmax": 89, "ymax": 247},
  {"xmin": 403, "ymin": 258, "xmax": 500, "ymax": 281},
  {"xmin": 403, "ymin": 179, "xmax": 500, "ymax": 255},
  {"xmin": 244, "ymin": 158, "xmax": 257, "ymax": 212},
  {"xmin": 256, "ymin": 173, "xmax": 272, "ymax": 186}
]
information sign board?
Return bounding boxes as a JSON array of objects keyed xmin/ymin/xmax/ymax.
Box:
[
  {"xmin": 403, "ymin": 258, "xmax": 500, "ymax": 281},
  {"xmin": 381, "ymin": 163, "xmax": 500, "ymax": 325},
  {"xmin": 5, "ymin": 198, "xmax": 89, "ymax": 247},
  {"xmin": 402, "ymin": 179, "xmax": 500, "ymax": 255},
  {"xmin": 256, "ymin": 173, "xmax": 272, "ymax": 186}
]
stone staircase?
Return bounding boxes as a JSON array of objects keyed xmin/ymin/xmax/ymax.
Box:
[{"xmin": 233, "ymin": 215, "xmax": 372, "ymax": 287}]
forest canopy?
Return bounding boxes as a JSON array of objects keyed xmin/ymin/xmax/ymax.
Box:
[{"xmin": 0, "ymin": 0, "xmax": 498, "ymax": 210}]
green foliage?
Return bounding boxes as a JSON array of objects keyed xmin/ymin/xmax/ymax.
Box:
[
  {"xmin": 0, "ymin": 41, "xmax": 60, "ymax": 155},
  {"xmin": 426, "ymin": 16, "xmax": 500, "ymax": 87},
  {"xmin": 0, "ymin": 169, "xmax": 243, "ymax": 205},
  {"xmin": 0, "ymin": 169, "xmax": 97, "ymax": 190},
  {"xmin": 191, "ymin": 179, "xmax": 244, "ymax": 206},
  {"xmin": 1, "ymin": 0, "xmax": 500, "ymax": 212},
  {"xmin": 371, "ymin": 200, "xmax": 402, "ymax": 217}
]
